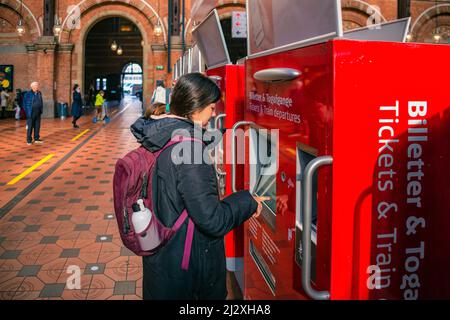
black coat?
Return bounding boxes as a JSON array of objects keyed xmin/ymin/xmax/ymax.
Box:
[
  {"xmin": 71, "ymin": 91, "xmax": 83, "ymax": 117},
  {"xmin": 131, "ymin": 117, "xmax": 257, "ymax": 300}
]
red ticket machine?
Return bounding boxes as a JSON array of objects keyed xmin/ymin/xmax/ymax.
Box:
[
  {"xmin": 236, "ymin": 39, "xmax": 450, "ymax": 300},
  {"xmin": 207, "ymin": 63, "xmax": 246, "ymax": 286}
]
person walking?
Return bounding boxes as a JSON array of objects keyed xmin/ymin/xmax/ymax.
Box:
[
  {"xmin": 1, "ymin": 87, "xmax": 10, "ymax": 119},
  {"xmin": 94, "ymin": 90, "xmax": 105, "ymax": 121},
  {"xmin": 88, "ymin": 83, "xmax": 95, "ymax": 108},
  {"xmin": 71, "ymin": 84, "xmax": 83, "ymax": 128},
  {"xmin": 14, "ymin": 89, "xmax": 23, "ymax": 121},
  {"xmin": 144, "ymin": 102, "xmax": 166, "ymax": 118},
  {"xmin": 23, "ymin": 82, "xmax": 44, "ymax": 145},
  {"xmin": 131, "ymin": 73, "xmax": 268, "ymax": 300}
]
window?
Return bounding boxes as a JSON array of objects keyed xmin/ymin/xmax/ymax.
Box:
[
  {"xmin": 121, "ymin": 63, "xmax": 143, "ymax": 97},
  {"xmin": 123, "ymin": 63, "xmax": 142, "ymax": 74}
]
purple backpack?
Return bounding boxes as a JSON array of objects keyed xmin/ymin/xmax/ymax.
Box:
[{"xmin": 113, "ymin": 136, "xmax": 198, "ymax": 270}]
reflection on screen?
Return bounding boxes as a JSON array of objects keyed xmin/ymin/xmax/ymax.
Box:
[
  {"xmin": 248, "ymin": 0, "xmax": 342, "ymax": 56},
  {"xmin": 253, "ymin": 133, "xmax": 277, "ymax": 214},
  {"xmin": 254, "ymin": 164, "xmax": 276, "ymax": 214},
  {"xmin": 193, "ymin": 10, "xmax": 230, "ymax": 68}
]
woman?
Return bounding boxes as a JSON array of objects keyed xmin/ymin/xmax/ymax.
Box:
[
  {"xmin": 0, "ymin": 87, "xmax": 9, "ymax": 119},
  {"xmin": 144, "ymin": 102, "xmax": 166, "ymax": 119},
  {"xmin": 131, "ymin": 73, "xmax": 268, "ymax": 300},
  {"xmin": 94, "ymin": 90, "xmax": 105, "ymax": 121},
  {"xmin": 71, "ymin": 84, "xmax": 83, "ymax": 128}
]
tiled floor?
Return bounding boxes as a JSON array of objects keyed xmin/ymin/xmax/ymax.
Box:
[
  {"xmin": 0, "ymin": 98, "xmax": 143, "ymax": 300},
  {"xmin": 0, "ymin": 98, "xmax": 241, "ymax": 300}
]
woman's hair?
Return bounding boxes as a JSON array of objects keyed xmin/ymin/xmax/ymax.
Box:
[
  {"xmin": 98, "ymin": 90, "xmax": 104, "ymax": 95},
  {"xmin": 169, "ymin": 73, "xmax": 221, "ymax": 119},
  {"xmin": 144, "ymin": 102, "xmax": 166, "ymax": 118},
  {"xmin": 73, "ymin": 84, "xmax": 79, "ymax": 91}
]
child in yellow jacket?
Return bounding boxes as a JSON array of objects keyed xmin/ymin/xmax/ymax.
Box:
[{"xmin": 95, "ymin": 91, "xmax": 105, "ymax": 121}]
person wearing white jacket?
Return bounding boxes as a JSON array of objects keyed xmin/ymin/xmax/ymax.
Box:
[{"xmin": 1, "ymin": 88, "xmax": 10, "ymax": 119}]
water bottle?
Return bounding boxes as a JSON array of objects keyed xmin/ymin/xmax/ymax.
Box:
[{"xmin": 131, "ymin": 199, "xmax": 160, "ymax": 251}]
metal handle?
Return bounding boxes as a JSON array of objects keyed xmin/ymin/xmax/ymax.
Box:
[
  {"xmin": 301, "ymin": 155, "xmax": 333, "ymax": 300},
  {"xmin": 253, "ymin": 68, "xmax": 301, "ymax": 82},
  {"xmin": 214, "ymin": 114, "xmax": 226, "ymax": 130},
  {"xmin": 231, "ymin": 121, "xmax": 253, "ymax": 192},
  {"xmin": 214, "ymin": 114, "xmax": 227, "ymax": 176}
]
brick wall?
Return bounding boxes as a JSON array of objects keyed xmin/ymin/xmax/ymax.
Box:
[{"xmin": 1, "ymin": 0, "xmax": 448, "ymax": 111}]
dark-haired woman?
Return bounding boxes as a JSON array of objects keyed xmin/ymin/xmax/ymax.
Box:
[
  {"xmin": 131, "ymin": 73, "xmax": 268, "ymax": 300},
  {"xmin": 71, "ymin": 84, "xmax": 83, "ymax": 128},
  {"xmin": 144, "ymin": 102, "xmax": 166, "ymax": 119}
]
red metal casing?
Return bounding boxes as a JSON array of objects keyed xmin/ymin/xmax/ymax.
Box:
[
  {"xmin": 243, "ymin": 39, "xmax": 450, "ymax": 300},
  {"xmin": 206, "ymin": 64, "xmax": 246, "ymax": 279}
]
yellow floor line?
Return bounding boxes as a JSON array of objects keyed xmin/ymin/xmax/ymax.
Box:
[
  {"xmin": 7, "ymin": 154, "xmax": 55, "ymax": 185},
  {"xmin": 71, "ymin": 129, "xmax": 90, "ymax": 142}
]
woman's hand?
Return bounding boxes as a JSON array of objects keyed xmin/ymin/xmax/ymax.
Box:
[{"xmin": 252, "ymin": 196, "xmax": 271, "ymax": 218}]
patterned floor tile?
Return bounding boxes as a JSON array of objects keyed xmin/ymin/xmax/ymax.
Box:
[
  {"xmin": 0, "ymin": 100, "xmax": 151, "ymax": 300},
  {"xmin": 113, "ymin": 281, "xmax": 136, "ymax": 295},
  {"xmin": 39, "ymin": 283, "xmax": 66, "ymax": 298},
  {"xmin": 17, "ymin": 265, "xmax": 41, "ymax": 277}
]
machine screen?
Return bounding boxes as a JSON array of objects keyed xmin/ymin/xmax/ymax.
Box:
[
  {"xmin": 342, "ymin": 17, "xmax": 410, "ymax": 42},
  {"xmin": 183, "ymin": 50, "xmax": 190, "ymax": 75},
  {"xmin": 247, "ymin": 0, "xmax": 343, "ymax": 56},
  {"xmin": 191, "ymin": 45, "xmax": 201, "ymax": 73},
  {"xmin": 252, "ymin": 130, "xmax": 278, "ymax": 228},
  {"xmin": 192, "ymin": 9, "xmax": 231, "ymax": 68},
  {"xmin": 254, "ymin": 162, "xmax": 276, "ymax": 214}
]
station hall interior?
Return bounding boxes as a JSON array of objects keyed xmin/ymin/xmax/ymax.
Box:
[{"xmin": 0, "ymin": 0, "xmax": 449, "ymax": 301}]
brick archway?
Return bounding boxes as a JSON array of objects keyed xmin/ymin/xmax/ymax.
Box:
[
  {"xmin": 59, "ymin": 0, "xmax": 166, "ymax": 45},
  {"xmin": 0, "ymin": 4, "xmax": 35, "ymax": 42},
  {"xmin": 410, "ymin": 4, "xmax": 450, "ymax": 43},
  {"xmin": 215, "ymin": 3, "xmax": 246, "ymax": 20},
  {"xmin": 71, "ymin": 9, "xmax": 152, "ymax": 104},
  {"xmin": 341, "ymin": 0, "xmax": 387, "ymax": 31},
  {"xmin": 0, "ymin": 0, "xmax": 42, "ymax": 39}
]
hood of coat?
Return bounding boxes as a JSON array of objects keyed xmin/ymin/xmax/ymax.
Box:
[{"xmin": 130, "ymin": 116, "xmax": 216, "ymax": 152}]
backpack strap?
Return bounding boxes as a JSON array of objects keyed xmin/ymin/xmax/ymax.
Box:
[{"xmin": 171, "ymin": 210, "xmax": 194, "ymax": 271}]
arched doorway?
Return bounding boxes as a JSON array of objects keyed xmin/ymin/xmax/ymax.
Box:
[{"xmin": 84, "ymin": 17, "xmax": 143, "ymax": 103}]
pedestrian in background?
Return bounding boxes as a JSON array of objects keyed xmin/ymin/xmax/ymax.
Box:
[
  {"xmin": 95, "ymin": 90, "xmax": 105, "ymax": 121},
  {"xmin": 144, "ymin": 102, "xmax": 166, "ymax": 119},
  {"xmin": 88, "ymin": 83, "xmax": 95, "ymax": 108},
  {"xmin": 71, "ymin": 84, "xmax": 83, "ymax": 128},
  {"xmin": 23, "ymin": 82, "xmax": 44, "ymax": 145},
  {"xmin": 0, "ymin": 87, "xmax": 10, "ymax": 119},
  {"xmin": 14, "ymin": 89, "xmax": 22, "ymax": 120}
]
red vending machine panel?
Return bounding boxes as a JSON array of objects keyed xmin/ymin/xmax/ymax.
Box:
[
  {"xmin": 240, "ymin": 39, "xmax": 450, "ymax": 300},
  {"xmin": 207, "ymin": 64, "xmax": 246, "ymax": 289}
]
